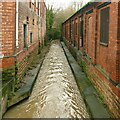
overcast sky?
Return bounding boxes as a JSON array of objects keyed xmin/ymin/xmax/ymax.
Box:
[{"xmin": 45, "ymin": 0, "xmax": 90, "ymax": 9}]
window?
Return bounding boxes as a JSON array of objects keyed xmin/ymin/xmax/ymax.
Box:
[
  {"xmin": 33, "ymin": 19, "xmax": 34, "ymax": 25},
  {"xmin": 75, "ymin": 22, "xmax": 77, "ymax": 35},
  {"xmin": 87, "ymin": 16, "xmax": 93, "ymax": 57},
  {"xmin": 38, "ymin": 3, "xmax": 40, "ymax": 15},
  {"xmin": 80, "ymin": 17, "xmax": 84, "ymax": 47},
  {"xmin": 100, "ymin": 7, "xmax": 110, "ymax": 44},
  {"xmin": 30, "ymin": 32, "xmax": 32, "ymax": 43},
  {"xmin": 72, "ymin": 20, "xmax": 74, "ymax": 44},
  {"xmin": 27, "ymin": 16, "xmax": 29, "ymax": 24},
  {"xmin": 70, "ymin": 21, "xmax": 72, "ymax": 43},
  {"xmin": 23, "ymin": 24, "xmax": 27, "ymax": 48},
  {"xmin": 29, "ymin": 2, "xmax": 31, "ymax": 8}
]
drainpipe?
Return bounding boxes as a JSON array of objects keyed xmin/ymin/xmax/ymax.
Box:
[
  {"xmin": 16, "ymin": 0, "xmax": 19, "ymax": 48},
  {"xmin": 13, "ymin": 0, "xmax": 19, "ymax": 92}
]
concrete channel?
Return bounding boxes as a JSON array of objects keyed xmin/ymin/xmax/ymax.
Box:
[{"xmin": 3, "ymin": 41, "xmax": 89, "ymax": 118}]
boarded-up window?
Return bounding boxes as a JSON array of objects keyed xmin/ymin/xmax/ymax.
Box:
[
  {"xmin": 80, "ymin": 17, "xmax": 84, "ymax": 47},
  {"xmin": 65, "ymin": 23, "xmax": 66, "ymax": 38},
  {"xmin": 76, "ymin": 23, "xmax": 77, "ymax": 35},
  {"xmin": 29, "ymin": 2, "xmax": 31, "ymax": 8},
  {"xmin": 70, "ymin": 21, "xmax": 72, "ymax": 42},
  {"xmin": 87, "ymin": 16, "xmax": 93, "ymax": 57},
  {"xmin": 100, "ymin": 7, "xmax": 110, "ymax": 44},
  {"xmin": 75, "ymin": 19, "xmax": 78, "ymax": 35},
  {"xmin": 72, "ymin": 20, "xmax": 74, "ymax": 44}
]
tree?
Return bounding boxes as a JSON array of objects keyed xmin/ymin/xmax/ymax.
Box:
[
  {"xmin": 46, "ymin": 5, "xmax": 55, "ymax": 40},
  {"xmin": 46, "ymin": 1, "xmax": 84, "ymax": 40},
  {"xmin": 52, "ymin": 6, "xmax": 75, "ymax": 40},
  {"xmin": 72, "ymin": 1, "xmax": 84, "ymax": 11},
  {"xmin": 46, "ymin": 5, "xmax": 54, "ymax": 30}
]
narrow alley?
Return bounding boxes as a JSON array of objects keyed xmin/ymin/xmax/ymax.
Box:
[
  {"xmin": 3, "ymin": 41, "xmax": 89, "ymax": 118},
  {"xmin": 1, "ymin": 1, "xmax": 119, "ymax": 118}
]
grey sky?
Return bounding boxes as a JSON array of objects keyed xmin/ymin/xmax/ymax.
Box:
[{"xmin": 45, "ymin": 0, "xmax": 90, "ymax": 9}]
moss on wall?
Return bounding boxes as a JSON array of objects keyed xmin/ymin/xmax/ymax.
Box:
[
  {"xmin": 79, "ymin": 60, "xmax": 88, "ymax": 74},
  {"xmin": 2, "ymin": 67, "xmax": 15, "ymax": 82}
]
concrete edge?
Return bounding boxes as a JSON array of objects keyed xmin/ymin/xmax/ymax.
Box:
[
  {"xmin": 9, "ymin": 57, "xmax": 45, "ymax": 107},
  {"xmin": 2, "ymin": 55, "xmax": 46, "ymax": 118},
  {"xmin": 61, "ymin": 42, "xmax": 111, "ymax": 118}
]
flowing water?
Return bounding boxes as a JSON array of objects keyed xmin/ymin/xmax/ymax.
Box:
[{"xmin": 4, "ymin": 41, "xmax": 89, "ymax": 118}]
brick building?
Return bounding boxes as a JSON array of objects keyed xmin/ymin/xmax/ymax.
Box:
[
  {"xmin": 62, "ymin": 1, "xmax": 120, "ymax": 118},
  {"xmin": 40, "ymin": 0, "xmax": 46, "ymax": 45},
  {"xmin": 0, "ymin": 0, "xmax": 46, "ymax": 115}
]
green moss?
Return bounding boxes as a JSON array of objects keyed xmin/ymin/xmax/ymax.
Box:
[
  {"xmin": 2, "ymin": 79, "xmax": 15, "ymax": 98},
  {"xmin": 79, "ymin": 60, "xmax": 88, "ymax": 74},
  {"xmin": 2, "ymin": 67, "xmax": 15, "ymax": 82}
]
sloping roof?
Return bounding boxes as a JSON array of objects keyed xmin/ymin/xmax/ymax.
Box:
[
  {"xmin": 62, "ymin": 1, "xmax": 95, "ymax": 24},
  {"xmin": 62, "ymin": 0, "xmax": 112, "ymax": 24}
]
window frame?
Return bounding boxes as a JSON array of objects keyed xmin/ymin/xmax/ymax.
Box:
[
  {"xmin": 79, "ymin": 16, "xmax": 84, "ymax": 47},
  {"xmin": 100, "ymin": 7, "xmax": 110, "ymax": 46},
  {"xmin": 23, "ymin": 24, "xmax": 27, "ymax": 48},
  {"xmin": 30, "ymin": 32, "xmax": 33, "ymax": 43}
]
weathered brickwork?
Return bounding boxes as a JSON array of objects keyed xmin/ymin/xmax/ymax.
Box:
[
  {"xmin": 0, "ymin": 3, "xmax": 2, "ymax": 69},
  {"xmin": 14, "ymin": 2, "xmax": 39, "ymax": 85},
  {"xmin": 117, "ymin": 1, "xmax": 120, "ymax": 85},
  {"xmin": 40, "ymin": 1, "xmax": 46, "ymax": 45},
  {"xmin": 1, "ymin": 2, "xmax": 16, "ymax": 69},
  {"xmin": 1, "ymin": 1, "xmax": 46, "ymax": 81},
  {"xmin": 0, "ymin": 1, "xmax": 46, "ymax": 116},
  {"xmin": 2, "ymin": 2, "xmax": 16, "ymax": 57},
  {"xmin": 62, "ymin": 2, "xmax": 120, "ymax": 118}
]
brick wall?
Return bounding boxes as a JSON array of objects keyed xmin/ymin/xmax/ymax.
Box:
[
  {"xmin": 97, "ymin": 3, "xmax": 118, "ymax": 83},
  {"xmin": 1, "ymin": 1, "xmax": 46, "ymax": 86},
  {"xmin": 40, "ymin": 1, "xmax": 46, "ymax": 45},
  {"xmin": 117, "ymin": 2, "xmax": 120, "ymax": 84},
  {"xmin": 87, "ymin": 64, "xmax": 120, "ymax": 117},
  {"xmin": 1, "ymin": 1, "xmax": 46, "ymax": 116},
  {"xmin": 62, "ymin": 2, "xmax": 120, "ymax": 118},
  {"xmin": 14, "ymin": 2, "xmax": 41, "ymax": 86},
  {"xmin": 1, "ymin": 2, "xmax": 16, "ymax": 69},
  {"xmin": 0, "ymin": 3, "xmax": 2, "ymax": 68},
  {"xmin": 2, "ymin": 2, "xmax": 15, "ymax": 57},
  {"xmin": 84, "ymin": 8, "xmax": 96, "ymax": 64}
]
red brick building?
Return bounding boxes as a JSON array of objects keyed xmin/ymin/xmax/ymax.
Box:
[
  {"xmin": 62, "ymin": 2, "xmax": 120, "ymax": 118},
  {"xmin": 40, "ymin": 0, "xmax": 46, "ymax": 45},
  {"xmin": 0, "ymin": 0, "xmax": 46, "ymax": 115},
  {"xmin": 0, "ymin": 0, "xmax": 46, "ymax": 79}
]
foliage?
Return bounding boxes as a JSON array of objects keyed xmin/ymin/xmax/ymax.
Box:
[
  {"xmin": 46, "ymin": 6, "xmax": 55, "ymax": 40},
  {"xmin": 53, "ymin": 6, "xmax": 75, "ymax": 40},
  {"xmin": 46, "ymin": 6, "xmax": 54, "ymax": 30},
  {"xmin": 46, "ymin": 4, "xmax": 78, "ymax": 40},
  {"xmin": 46, "ymin": 28, "xmax": 61, "ymax": 40},
  {"xmin": 2, "ymin": 67, "xmax": 15, "ymax": 82}
]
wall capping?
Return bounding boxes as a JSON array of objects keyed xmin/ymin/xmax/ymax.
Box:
[
  {"xmin": 86, "ymin": 9, "xmax": 93, "ymax": 14},
  {"xmin": 97, "ymin": 2, "xmax": 111, "ymax": 9}
]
